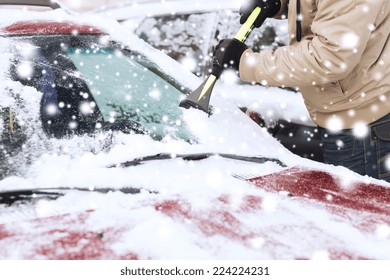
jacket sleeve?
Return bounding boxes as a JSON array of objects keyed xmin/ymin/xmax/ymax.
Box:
[{"xmin": 239, "ymin": 0, "xmax": 382, "ymax": 87}]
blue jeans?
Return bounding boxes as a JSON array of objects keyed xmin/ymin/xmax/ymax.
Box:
[{"xmin": 319, "ymin": 113, "xmax": 390, "ymax": 183}]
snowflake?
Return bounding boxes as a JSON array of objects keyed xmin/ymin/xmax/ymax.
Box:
[
  {"xmin": 17, "ymin": 62, "xmax": 33, "ymax": 79},
  {"xmin": 385, "ymin": 157, "xmax": 390, "ymax": 172},
  {"xmin": 352, "ymin": 122, "xmax": 369, "ymax": 138},
  {"xmin": 179, "ymin": 56, "xmax": 197, "ymax": 73},
  {"xmin": 249, "ymin": 237, "xmax": 265, "ymax": 249},
  {"xmin": 326, "ymin": 116, "xmax": 343, "ymax": 132},
  {"xmin": 340, "ymin": 32, "xmax": 359, "ymax": 49},
  {"xmin": 45, "ymin": 104, "xmax": 58, "ymax": 115},
  {"xmin": 79, "ymin": 102, "xmax": 94, "ymax": 115},
  {"xmin": 149, "ymin": 89, "xmax": 161, "ymax": 100}
]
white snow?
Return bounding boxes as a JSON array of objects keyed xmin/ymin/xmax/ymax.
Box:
[{"xmin": 0, "ymin": 7, "xmax": 389, "ymax": 260}]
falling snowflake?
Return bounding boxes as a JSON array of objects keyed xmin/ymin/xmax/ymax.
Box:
[
  {"xmin": 325, "ymin": 194, "xmax": 333, "ymax": 201},
  {"xmin": 45, "ymin": 104, "xmax": 58, "ymax": 115},
  {"xmin": 149, "ymin": 89, "xmax": 161, "ymax": 100},
  {"xmin": 69, "ymin": 121, "xmax": 78, "ymax": 129},
  {"xmin": 17, "ymin": 62, "xmax": 33, "ymax": 79},
  {"xmin": 79, "ymin": 102, "xmax": 95, "ymax": 115},
  {"xmin": 336, "ymin": 139, "xmax": 344, "ymax": 148},
  {"xmin": 352, "ymin": 122, "xmax": 369, "ymax": 138},
  {"xmin": 222, "ymin": 69, "xmax": 240, "ymax": 85},
  {"xmin": 99, "ymin": 35, "xmax": 110, "ymax": 46},
  {"xmin": 179, "ymin": 56, "xmax": 197, "ymax": 73},
  {"xmin": 249, "ymin": 237, "xmax": 265, "ymax": 249},
  {"xmin": 326, "ymin": 116, "xmax": 343, "ymax": 132},
  {"xmin": 340, "ymin": 32, "xmax": 359, "ymax": 49},
  {"xmin": 385, "ymin": 157, "xmax": 390, "ymax": 172}
]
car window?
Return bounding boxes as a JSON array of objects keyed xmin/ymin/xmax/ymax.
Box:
[{"xmin": 10, "ymin": 35, "xmax": 193, "ymax": 141}]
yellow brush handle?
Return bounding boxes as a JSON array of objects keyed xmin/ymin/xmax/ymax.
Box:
[
  {"xmin": 9, "ymin": 110, "xmax": 14, "ymax": 132},
  {"xmin": 181, "ymin": 6, "xmax": 264, "ymax": 112},
  {"xmin": 197, "ymin": 7, "xmax": 262, "ymax": 102},
  {"xmin": 234, "ymin": 6, "xmax": 262, "ymax": 42},
  {"xmin": 197, "ymin": 74, "xmax": 217, "ymax": 101}
]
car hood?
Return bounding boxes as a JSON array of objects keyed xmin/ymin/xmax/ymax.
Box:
[{"xmin": 0, "ymin": 159, "xmax": 389, "ymax": 260}]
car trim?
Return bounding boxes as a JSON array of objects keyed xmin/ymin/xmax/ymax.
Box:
[
  {"xmin": 0, "ymin": 0, "xmax": 61, "ymax": 9},
  {"xmin": 0, "ymin": 21, "xmax": 104, "ymax": 35},
  {"xmin": 0, "ymin": 186, "xmax": 156, "ymax": 206},
  {"xmin": 109, "ymin": 152, "xmax": 287, "ymax": 168}
]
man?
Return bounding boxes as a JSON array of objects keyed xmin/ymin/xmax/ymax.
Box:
[{"xmin": 212, "ymin": 0, "xmax": 390, "ymax": 182}]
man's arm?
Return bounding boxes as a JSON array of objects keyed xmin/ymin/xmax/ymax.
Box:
[{"xmin": 239, "ymin": 0, "xmax": 383, "ymax": 87}]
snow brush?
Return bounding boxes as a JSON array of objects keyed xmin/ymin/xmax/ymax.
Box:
[{"xmin": 179, "ymin": 6, "xmax": 266, "ymax": 114}]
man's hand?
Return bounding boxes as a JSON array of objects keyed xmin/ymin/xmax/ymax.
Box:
[
  {"xmin": 239, "ymin": 0, "xmax": 281, "ymax": 27},
  {"xmin": 211, "ymin": 39, "xmax": 248, "ymax": 78}
]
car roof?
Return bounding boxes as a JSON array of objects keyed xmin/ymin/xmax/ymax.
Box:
[
  {"xmin": 0, "ymin": 0, "xmax": 61, "ymax": 9},
  {"xmin": 0, "ymin": 20, "xmax": 105, "ymax": 35},
  {"xmin": 94, "ymin": 0, "xmax": 240, "ymax": 21}
]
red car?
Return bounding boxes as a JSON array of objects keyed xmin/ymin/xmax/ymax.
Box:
[{"xmin": 0, "ymin": 1, "xmax": 389, "ymax": 260}]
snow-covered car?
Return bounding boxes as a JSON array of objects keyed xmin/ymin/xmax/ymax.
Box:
[{"xmin": 0, "ymin": 3, "xmax": 389, "ymax": 260}]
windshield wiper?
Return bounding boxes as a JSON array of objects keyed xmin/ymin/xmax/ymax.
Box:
[
  {"xmin": 1, "ymin": 154, "xmax": 286, "ymax": 206},
  {"xmin": 0, "ymin": 186, "xmax": 155, "ymax": 206},
  {"xmin": 109, "ymin": 153, "xmax": 287, "ymax": 168}
]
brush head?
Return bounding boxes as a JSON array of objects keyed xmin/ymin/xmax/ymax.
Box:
[
  {"xmin": 179, "ymin": 74, "xmax": 217, "ymax": 114},
  {"xmin": 179, "ymin": 99, "xmax": 208, "ymax": 113}
]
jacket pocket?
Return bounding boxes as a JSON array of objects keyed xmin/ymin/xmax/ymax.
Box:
[
  {"xmin": 373, "ymin": 121, "xmax": 390, "ymax": 141},
  {"xmin": 315, "ymin": 81, "xmax": 344, "ymax": 96},
  {"xmin": 320, "ymin": 129, "xmax": 356, "ymax": 164},
  {"xmin": 372, "ymin": 118, "xmax": 390, "ymax": 179},
  {"xmin": 304, "ymin": 81, "xmax": 345, "ymax": 112}
]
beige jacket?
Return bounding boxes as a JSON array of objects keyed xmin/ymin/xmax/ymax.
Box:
[{"xmin": 239, "ymin": 0, "xmax": 390, "ymax": 129}]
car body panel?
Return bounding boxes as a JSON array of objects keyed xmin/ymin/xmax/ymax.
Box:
[
  {"xmin": 0, "ymin": 21, "xmax": 104, "ymax": 35},
  {"xmin": 0, "ymin": 167, "xmax": 389, "ymax": 260}
]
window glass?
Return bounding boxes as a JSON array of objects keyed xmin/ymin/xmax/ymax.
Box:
[{"xmin": 67, "ymin": 47, "xmax": 191, "ymax": 140}]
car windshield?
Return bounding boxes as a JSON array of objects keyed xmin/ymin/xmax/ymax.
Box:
[
  {"xmin": 66, "ymin": 47, "xmax": 192, "ymax": 140},
  {"xmin": 12, "ymin": 34, "xmax": 193, "ymax": 141}
]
